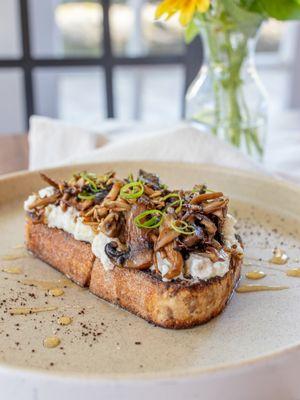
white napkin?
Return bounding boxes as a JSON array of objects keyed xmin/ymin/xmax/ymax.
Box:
[
  {"xmin": 28, "ymin": 116, "xmax": 263, "ymax": 175},
  {"xmin": 28, "ymin": 116, "xmax": 109, "ymax": 170}
]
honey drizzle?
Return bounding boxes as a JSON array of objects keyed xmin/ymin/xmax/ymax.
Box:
[
  {"xmin": 2, "ymin": 266, "xmax": 23, "ymax": 275},
  {"xmin": 9, "ymin": 306, "xmax": 57, "ymax": 315},
  {"xmin": 43, "ymin": 336, "xmax": 61, "ymax": 348},
  {"xmin": 245, "ymin": 270, "xmax": 266, "ymax": 280},
  {"xmin": 21, "ymin": 279, "xmax": 73, "ymax": 291},
  {"xmin": 236, "ymin": 285, "xmax": 288, "ymax": 293},
  {"xmin": 286, "ymin": 268, "xmax": 300, "ymax": 277}
]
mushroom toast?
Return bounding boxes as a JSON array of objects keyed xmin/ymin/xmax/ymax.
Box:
[{"xmin": 24, "ymin": 170, "xmax": 243, "ymax": 329}]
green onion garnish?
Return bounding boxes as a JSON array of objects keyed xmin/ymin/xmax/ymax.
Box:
[
  {"xmin": 161, "ymin": 193, "xmax": 182, "ymax": 213},
  {"xmin": 120, "ymin": 181, "xmax": 144, "ymax": 200},
  {"xmin": 78, "ymin": 192, "xmax": 96, "ymax": 200},
  {"xmin": 134, "ymin": 210, "xmax": 164, "ymax": 229},
  {"xmin": 170, "ymin": 220, "xmax": 195, "ymax": 235},
  {"xmin": 80, "ymin": 171, "xmax": 99, "ymax": 192},
  {"xmin": 127, "ymin": 173, "xmax": 134, "ymax": 182},
  {"xmin": 160, "ymin": 183, "xmax": 168, "ymax": 190}
]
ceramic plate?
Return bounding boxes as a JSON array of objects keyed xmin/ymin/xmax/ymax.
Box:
[{"xmin": 1, "ymin": 161, "xmax": 300, "ymax": 399}]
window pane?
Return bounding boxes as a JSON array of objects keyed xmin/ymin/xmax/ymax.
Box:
[
  {"xmin": 115, "ymin": 65, "xmax": 184, "ymax": 121},
  {"xmin": 29, "ymin": 0, "xmax": 102, "ymax": 58},
  {"xmin": 0, "ymin": 0, "xmax": 21, "ymax": 58},
  {"xmin": 111, "ymin": 0, "xmax": 184, "ymax": 56},
  {"xmin": 0, "ymin": 69, "xmax": 25, "ymax": 133},
  {"xmin": 33, "ymin": 67, "xmax": 106, "ymax": 124},
  {"xmin": 256, "ymin": 20, "xmax": 285, "ymax": 53}
]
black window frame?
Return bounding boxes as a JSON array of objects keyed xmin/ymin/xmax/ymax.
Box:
[{"xmin": 0, "ymin": 0, "xmax": 202, "ymax": 129}]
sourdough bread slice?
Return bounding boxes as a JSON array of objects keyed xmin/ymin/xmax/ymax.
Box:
[{"xmin": 25, "ymin": 218, "xmax": 242, "ymax": 329}]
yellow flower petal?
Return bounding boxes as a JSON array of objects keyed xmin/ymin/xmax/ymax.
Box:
[
  {"xmin": 155, "ymin": 0, "xmax": 176, "ymax": 19},
  {"xmin": 196, "ymin": 0, "xmax": 210, "ymax": 13},
  {"xmin": 179, "ymin": 0, "xmax": 197, "ymax": 26},
  {"xmin": 155, "ymin": 0, "xmax": 210, "ymax": 25}
]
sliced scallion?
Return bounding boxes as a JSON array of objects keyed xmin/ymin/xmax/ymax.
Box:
[
  {"xmin": 170, "ymin": 220, "xmax": 195, "ymax": 235},
  {"xmin": 134, "ymin": 209, "xmax": 164, "ymax": 229},
  {"xmin": 120, "ymin": 181, "xmax": 144, "ymax": 200},
  {"xmin": 78, "ymin": 192, "xmax": 96, "ymax": 200},
  {"xmin": 161, "ymin": 193, "xmax": 182, "ymax": 213},
  {"xmin": 80, "ymin": 171, "xmax": 98, "ymax": 192}
]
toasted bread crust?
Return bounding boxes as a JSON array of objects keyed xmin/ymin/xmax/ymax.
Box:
[
  {"xmin": 25, "ymin": 219, "xmax": 242, "ymax": 329},
  {"xmin": 25, "ymin": 219, "xmax": 95, "ymax": 287}
]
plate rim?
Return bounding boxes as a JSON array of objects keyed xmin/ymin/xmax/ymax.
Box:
[{"xmin": 1, "ymin": 160, "xmax": 300, "ymax": 382}]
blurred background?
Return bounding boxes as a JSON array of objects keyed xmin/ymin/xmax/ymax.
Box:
[
  {"xmin": 0, "ymin": 0, "xmax": 300, "ymax": 172},
  {"xmin": 1, "ymin": 0, "xmax": 299, "ymax": 131}
]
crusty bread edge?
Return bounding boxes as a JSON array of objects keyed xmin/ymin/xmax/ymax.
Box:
[{"xmin": 25, "ymin": 218, "xmax": 242, "ymax": 329}]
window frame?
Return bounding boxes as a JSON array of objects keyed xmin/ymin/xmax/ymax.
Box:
[{"xmin": 0, "ymin": 0, "xmax": 202, "ymax": 128}]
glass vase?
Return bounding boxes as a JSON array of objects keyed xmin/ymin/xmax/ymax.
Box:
[{"xmin": 185, "ymin": 20, "xmax": 268, "ymax": 161}]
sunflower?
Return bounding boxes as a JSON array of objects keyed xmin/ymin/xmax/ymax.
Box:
[{"xmin": 155, "ymin": 0, "xmax": 210, "ymax": 26}]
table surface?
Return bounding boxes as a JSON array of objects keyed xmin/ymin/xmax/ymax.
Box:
[{"xmin": 0, "ymin": 134, "xmax": 28, "ymax": 175}]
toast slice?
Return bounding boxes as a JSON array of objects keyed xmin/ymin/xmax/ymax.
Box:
[
  {"xmin": 24, "ymin": 169, "xmax": 243, "ymax": 329},
  {"xmin": 26, "ymin": 218, "xmax": 242, "ymax": 329}
]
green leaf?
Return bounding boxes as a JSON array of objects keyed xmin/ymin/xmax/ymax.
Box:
[
  {"xmin": 222, "ymin": 0, "xmax": 264, "ymax": 36},
  {"xmin": 184, "ymin": 19, "xmax": 200, "ymax": 43},
  {"xmin": 255, "ymin": 0, "xmax": 300, "ymax": 20}
]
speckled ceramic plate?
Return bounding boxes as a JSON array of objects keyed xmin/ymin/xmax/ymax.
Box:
[{"xmin": 1, "ymin": 162, "xmax": 300, "ymax": 400}]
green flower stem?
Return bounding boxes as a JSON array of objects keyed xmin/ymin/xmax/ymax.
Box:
[{"xmin": 199, "ymin": 18, "xmax": 264, "ymax": 159}]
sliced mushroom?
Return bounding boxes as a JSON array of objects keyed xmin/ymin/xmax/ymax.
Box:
[
  {"xmin": 138, "ymin": 169, "xmax": 161, "ymax": 190},
  {"xmin": 202, "ymin": 199, "xmax": 228, "ymax": 214},
  {"xmin": 182, "ymin": 225, "xmax": 204, "ymax": 248},
  {"xmin": 102, "ymin": 199, "xmax": 130, "ymax": 212},
  {"xmin": 76, "ymin": 199, "xmax": 94, "ymax": 211},
  {"xmin": 190, "ymin": 191, "xmax": 223, "ymax": 204},
  {"xmin": 100, "ymin": 212, "xmax": 121, "ymax": 237},
  {"xmin": 27, "ymin": 194, "xmax": 59, "ymax": 210},
  {"xmin": 124, "ymin": 203, "xmax": 153, "ymax": 270},
  {"xmin": 105, "ymin": 241, "xmax": 129, "ymax": 265},
  {"xmin": 155, "ymin": 229, "xmax": 179, "ymax": 252},
  {"xmin": 154, "ymin": 214, "xmax": 179, "ymax": 251},
  {"xmin": 40, "ymin": 173, "xmax": 60, "ymax": 190},
  {"xmin": 94, "ymin": 190, "xmax": 110, "ymax": 204},
  {"xmin": 106, "ymin": 181, "xmax": 122, "ymax": 201},
  {"xmin": 162, "ymin": 242, "xmax": 184, "ymax": 280},
  {"xmin": 195, "ymin": 214, "xmax": 217, "ymax": 236}
]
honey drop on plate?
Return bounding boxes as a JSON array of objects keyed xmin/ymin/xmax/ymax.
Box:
[
  {"xmin": 49, "ymin": 288, "xmax": 64, "ymax": 297},
  {"xmin": 245, "ymin": 270, "xmax": 266, "ymax": 280},
  {"xmin": 57, "ymin": 316, "xmax": 72, "ymax": 326},
  {"xmin": 269, "ymin": 248, "xmax": 288, "ymax": 265},
  {"xmin": 43, "ymin": 336, "xmax": 61, "ymax": 349},
  {"xmin": 286, "ymin": 268, "xmax": 300, "ymax": 277}
]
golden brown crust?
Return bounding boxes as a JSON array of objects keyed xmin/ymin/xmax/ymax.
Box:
[
  {"xmin": 25, "ymin": 219, "xmax": 95, "ymax": 287},
  {"xmin": 25, "ymin": 219, "xmax": 242, "ymax": 329}
]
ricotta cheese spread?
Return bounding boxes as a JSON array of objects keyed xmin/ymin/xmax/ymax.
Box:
[
  {"xmin": 222, "ymin": 213, "xmax": 243, "ymax": 252},
  {"xmin": 25, "ymin": 190, "xmax": 115, "ymax": 271},
  {"xmin": 92, "ymin": 232, "xmax": 115, "ymax": 271},
  {"xmin": 186, "ymin": 250, "xmax": 230, "ymax": 280}
]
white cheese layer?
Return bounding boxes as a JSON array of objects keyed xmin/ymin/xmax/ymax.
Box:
[
  {"xmin": 92, "ymin": 232, "xmax": 115, "ymax": 271},
  {"xmin": 222, "ymin": 214, "xmax": 243, "ymax": 253},
  {"xmin": 186, "ymin": 250, "xmax": 229, "ymax": 281},
  {"xmin": 24, "ymin": 192, "xmax": 114, "ymax": 271},
  {"xmin": 39, "ymin": 186, "xmax": 55, "ymax": 198},
  {"xmin": 24, "ymin": 194, "xmax": 38, "ymax": 211}
]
